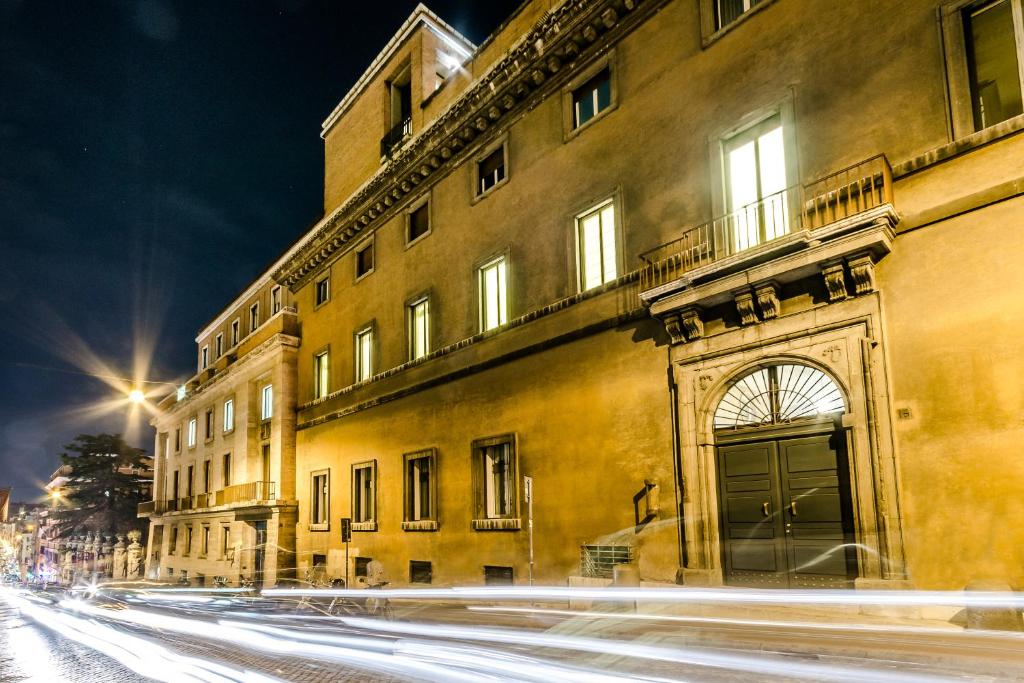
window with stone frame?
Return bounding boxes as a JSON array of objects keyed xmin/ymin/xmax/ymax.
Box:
[
  {"xmin": 476, "ymin": 146, "xmax": 507, "ymax": 196},
  {"xmin": 352, "ymin": 461, "xmax": 377, "ymax": 529},
  {"xmin": 403, "ymin": 449, "xmax": 436, "ymax": 528},
  {"xmin": 407, "ymin": 200, "xmax": 430, "ymax": 244},
  {"xmin": 311, "ymin": 469, "xmax": 330, "ymax": 530},
  {"xmin": 472, "ymin": 435, "xmax": 519, "ymax": 528},
  {"xmin": 572, "ymin": 68, "xmax": 612, "ymax": 129}
]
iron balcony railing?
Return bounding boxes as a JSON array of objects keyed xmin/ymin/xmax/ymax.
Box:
[
  {"xmin": 640, "ymin": 155, "xmax": 893, "ymax": 292},
  {"xmin": 380, "ymin": 116, "xmax": 412, "ymax": 157},
  {"xmin": 140, "ymin": 482, "xmax": 276, "ymax": 515}
]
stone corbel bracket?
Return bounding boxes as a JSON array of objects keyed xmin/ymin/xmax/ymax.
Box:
[{"xmin": 660, "ymin": 306, "xmax": 703, "ymax": 344}]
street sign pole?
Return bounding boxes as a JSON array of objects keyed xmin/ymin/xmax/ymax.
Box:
[
  {"xmin": 524, "ymin": 475, "xmax": 534, "ymax": 586},
  {"xmin": 340, "ymin": 517, "xmax": 351, "ymax": 588}
]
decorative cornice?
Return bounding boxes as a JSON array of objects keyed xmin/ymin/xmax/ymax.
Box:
[{"xmin": 275, "ymin": 0, "xmax": 662, "ymax": 290}]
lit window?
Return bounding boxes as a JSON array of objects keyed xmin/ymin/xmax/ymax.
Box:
[
  {"xmin": 479, "ymin": 256, "xmax": 508, "ymax": 331},
  {"xmin": 187, "ymin": 417, "xmax": 197, "ymax": 448},
  {"xmin": 964, "ymin": 0, "xmax": 1024, "ymax": 130},
  {"xmin": 408, "ymin": 202, "xmax": 430, "ymax": 243},
  {"xmin": 404, "ymin": 450, "xmax": 435, "ymax": 522},
  {"xmin": 271, "ymin": 285, "xmax": 282, "ymax": 314},
  {"xmin": 572, "ymin": 68, "xmax": 612, "ymax": 128},
  {"xmin": 353, "ymin": 462, "xmax": 376, "ymax": 524},
  {"xmin": 315, "ymin": 277, "xmax": 330, "ymax": 306},
  {"xmin": 715, "ymin": 0, "xmax": 762, "ymax": 29},
  {"xmin": 311, "ymin": 471, "xmax": 329, "ymax": 527},
  {"xmin": 223, "ymin": 398, "xmax": 234, "ymax": 433},
  {"xmin": 230, "ymin": 319, "xmax": 240, "ymax": 347},
  {"xmin": 354, "ymin": 327, "xmax": 374, "ymax": 382},
  {"xmin": 724, "ymin": 114, "xmax": 790, "ymax": 252},
  {"xmin": 477, "ymin": 147, "xmax": 506, "ymax": 195},
  {"xmin": 408, "ymin": 297, "xmax": 430, "ymax": 361},
  {"xmin": 200, "ymin": 346, "xmax": 209, "ymax": 371},
  {"xmin": 476, "ymin": 438, "xmax": 516, "ymax": 520},
  {"xmin": 355, "ymin": 241, "xmax": 374, "ymax": 279},
  {"xmin": 261, "ymin": 384, "xmax": 273, "ymax": 421},
  {"xmin": 314, "ymin": 350, "xmax": 330, "ymax": 399},
  {"xmin": 249, "ymin": 303, "xmax": 259, "ymax": 333},
  {"xmin": 576, "ymin": 199, "xmax": 617, "ymax": 291},
  {"xmin": 215, "ymin": 334, "xmax": 223, "ymax": 358}
]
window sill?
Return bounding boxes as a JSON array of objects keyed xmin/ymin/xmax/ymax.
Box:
[
  {"xmin": 472, "ymin": 518, "xmax": 521, "ymax": 531},
  {"xmin": 354, "ymin": 267, "xmax": 375, "ymax": 284},
  {"xmin": 404, "ymin": 229, "xmax": 432, "ymax": 251},
  {"xmin": 701, "ymin": 0, "xmax": 778, "ymax": 48},
  {"xmin": 352, "ymin": 521, "xmax": 377, "ymax": 532},
  {"xmin": 471, "ymin": 177, "xmax": 509, "ymax": 205},
  {"xmin": 309, "ymin": 523, "xmax": 330, "ymax": 532},
  {"xmin": 401, "ymin": 520, "xmax": 438, "ymax": 532},
  {"xmin": 893, "ymin": 113, "xmax": 1024, "ymax": 178},
  {"xmin": 563, "ymin": 103, "xmax": 617, "ymax": 143}
]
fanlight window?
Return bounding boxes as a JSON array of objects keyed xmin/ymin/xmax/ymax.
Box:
[{"xmin": 714, "ymin": 364, "xmax": 845, "ymax": 429}]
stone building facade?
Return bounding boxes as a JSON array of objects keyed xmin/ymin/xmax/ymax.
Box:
[
  {"xmin": 143, "ymin": 0, "xmax": 1024, "ymax": 591},
  {"xmin": 140, "ymin": 274, "xmax": 300, "ymax": 587}
]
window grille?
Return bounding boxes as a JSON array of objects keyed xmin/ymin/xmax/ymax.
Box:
[
  {"xmin": 714, "ymin": 364, "xmax": 845, "ymax": 429},
  {"xmin": 580, "ymin": 544, "xmax": 634, "ymax": 579}
]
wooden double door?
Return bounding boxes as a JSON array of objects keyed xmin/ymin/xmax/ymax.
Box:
[{"xmin": 716, "ymin": 427, "xmax": 857, "ymax": 588}]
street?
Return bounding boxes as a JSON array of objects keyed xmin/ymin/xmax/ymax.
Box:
[{"xmin": 2, "ymin": 585, "xmax": 1023, "ymax": 682}]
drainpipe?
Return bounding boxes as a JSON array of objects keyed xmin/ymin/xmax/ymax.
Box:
[{"xmin": 666, "ymin": 351, "xmax": 688, "ymax": 579}]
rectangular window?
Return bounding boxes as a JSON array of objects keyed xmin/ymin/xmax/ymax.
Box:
[
  {"xmin": 355, "ymin": 556, "xmax": 371, "ymax": 579},
  {"xmin": 222, "ymin": 453, "xmax": 232, "ymax": 488},
  {"xmin": 404, "ymin": 450, "xmax": 435, "ymax": 523},
  {"xmin": 484, "ymin": 565, "xmax": 514, "ymax": 586},
  {"xmin": 352, "ymin": 461, "xmax": 376, "ymax": 524},
  {"xmin": 407, "ymin": 297, "xmax": 430, "ymax": 361},
  {"xmin": 215, "ymin": 334, "xmax": 223, "ymax": 358},
  {"xmin": 172, "ymin": 470, "xmax": 180, "ymax": 501},
  {"xmin": 475, "ymin": 436, "xmax": 517, "ymax": 520},
  {"xmin": 354, "ymin": 327, "xmax": 374, "ymax": 382},
  {"xmin": 572, "ymin": 68, "xmax": 612, "ymax": 128},
  {"xmin": 221, "ymin": 526, "xmax": 230, "ymax": 558},
  {"xmin": 311, "ymin": 470, "xmax": 329, "ymax": 528},
  {"xmin": 410, "ymin": 560, "xmax": 432, "ymax": 584},
  {"xmin": 271, "ymin": 285, "xmax": 282, "ymax": 314},
  {"xmin": 724, "ymin": 114, "xmax": 790, "ymax": 252},
  {"xmin": 478, "ymin": 256, "xmax": 508, "ymax": 331},
  {"xmin": 715, "ymin": 0, "xmax": 762, "ymax": 29},
  {"xmin": 186, "ymin": 465, "xmax": 194, "ymax": 498},
  {"xmin": 200, "ymin": 525, "xmax": 210, "ymax": 557},
  {"xmin": 576, "ymin": 199, "xmax": 618, "ymax": 291},
  {"xmin": 200, "ymin": 346, "xmax": 209, "ymax": 370},
  {"xmin": 203, "ymin": 460, "xmax": 211, "ymax": 493},
  {"xmin": 187, "ymin": 417, "xmax": 197, "ymax": 448},
  {"xmin": 315, "ymin": 276, "xmax": 330, "ymax": 306},
  {"xmin": 964, "ymin": 0, "xmax": 1024, "ymax": 130},
  {"xmin": 408, "ymin": 201, "xmax": 430, "ymax": 243},
  {"xmin": 169, "ymin": 526, "xmax": 178, "ymax": 554},
  {"xmin": 204, "ymin": 408, "xmax": 214, "ymax": 441},
  {"xmin": 184, "ymin": 526, "xmax": 193, "ymax": 556},
  {"xmin": 249, "ymin": 302, "xmax": 259, "ymax": 333},
  {"xmin": 223, "ymin": 398, "xmax": 234, "ymax": 433},
  {"xmin": 355, "ymin": 241, "xmax": 374, "ymax": 279},
  {"xmin": 174, "ymin": 427, "xmax": 181, "ymax": 452},
  {"xmin": 261, "ymin": 384, "xmax": 273, "ymax": 421},
  {"xmin": 230, "ymin": 319, "xmax": 240, "ymax": 347},
  {"xmin": 477, "ymin": 147, "xmax": 506, "ymax": 195},
  {"xmin": 314, "ymin": 350, "xmax": 330, "ymax": 399}
]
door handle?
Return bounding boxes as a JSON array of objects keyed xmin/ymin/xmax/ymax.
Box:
[
  {"xmin": 790, "ymin": 500, "xmax": 798, "ymax": 517},
  {"xmin": 762, "ymin": 501, "xmax": 770, "ymax": 517}
]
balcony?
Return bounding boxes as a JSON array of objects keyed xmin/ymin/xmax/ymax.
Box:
[
  {"xmin": 216, "ymin": 481, "xmax": 276, "ymax": 506},
  {"xmin": 137, "ymin": 500, "xmax": 156, "ymax": 517},
  {"xmin": 380, "ymin": 116, "xmax": 412, "ymax": 158},
  {"xmin": 640, "ymin": 155, "xmax": 894, "ymax": 295}
]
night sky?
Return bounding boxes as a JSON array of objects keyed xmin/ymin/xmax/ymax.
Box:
[{"xmin": 0, "ymin": 0, "xmax": 522, "ymax": 501}]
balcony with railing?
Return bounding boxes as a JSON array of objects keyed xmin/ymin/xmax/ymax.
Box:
[
  {"xmin": 640, "ymin": 155, "xmax": 894, "ymax": 296},
  {"xmin": 138, "ymin": 481, "xmax": 278, "ymax": 518},
  {"xmin": 380, "ymin": 117, "xmax": 412, "ymax": 158}
]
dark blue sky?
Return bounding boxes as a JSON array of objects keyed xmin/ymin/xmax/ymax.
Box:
[{"xmin": 0, "ymin": 0, "xmax": 522, "ymax": 500}]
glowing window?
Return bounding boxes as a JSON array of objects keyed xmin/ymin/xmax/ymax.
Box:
[
  {"xmin": 576, "ymin": 199, "xmax": 617, "ymax": 291},
  {"xmin": 714, "ymin": 364, "xmax": 845, "ymax": 429},
  {"xmin": 479, "ymin": 256, "xmax": 508, "ymax": 331}
]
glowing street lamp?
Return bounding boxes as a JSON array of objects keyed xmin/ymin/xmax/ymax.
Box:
[
  {"xmin": 128, "ymin": 388, "xmax": 146, "ymax": 404},
  {"xmin": 49, "ymin": 490, "xmax": 62, "ymax": 501}
]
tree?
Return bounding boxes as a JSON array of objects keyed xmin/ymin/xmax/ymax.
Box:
[{"xmin": 53, "ymin": 434, "xmax": 150, "ymax": 536}]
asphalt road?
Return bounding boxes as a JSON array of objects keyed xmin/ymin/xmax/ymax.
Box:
[{"xmin": 1, "ymin": 584, "xmax": 1022, "ymax": 682}]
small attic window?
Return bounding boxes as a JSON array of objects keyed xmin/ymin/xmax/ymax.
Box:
[{"xmin": 435, "ymin": 49, "xmax": 460, "ymax": 91}]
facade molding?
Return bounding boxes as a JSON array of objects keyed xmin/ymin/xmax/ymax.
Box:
[{"xmin": 275, "ymin": 0, "xmax": 668, "ymax": 290}]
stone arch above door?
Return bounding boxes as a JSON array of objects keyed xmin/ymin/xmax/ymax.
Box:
[{"xmin": 713, "ymin": 363, "xmax": 846, "ymax": 430}]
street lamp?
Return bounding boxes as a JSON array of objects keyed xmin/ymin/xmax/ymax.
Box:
[
  {"xmin": 49, "ymin": 490, "xmax": 61, "ymax": 501},
  {"xmin": 128, "ymin": 388, "xmax": 146, "ymax": 404}
]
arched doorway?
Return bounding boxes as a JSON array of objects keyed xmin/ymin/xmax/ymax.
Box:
[{"xmin": 713, "ymin": 363, "xmax": 858, "ymax": 588}]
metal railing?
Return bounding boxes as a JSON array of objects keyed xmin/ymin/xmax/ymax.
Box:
[
  {"xmin": 216, "ymin": 481, "xmax": 276, "ymax": 506},
  {"xmin": 580, "ymin": 544, "xmax": 634, "ymax": 579},
  {"xmin": 640, "ymin": 155, "xmax": 892, "ymax": 292},
  {"xmin": 380, "ymin": 116, "xmax": 412, "ymax": 157}
]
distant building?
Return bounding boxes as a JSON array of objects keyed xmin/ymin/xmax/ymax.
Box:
[{"xmin": 145, "ymin": 0, "xmax": 1024, "ymax": 591}]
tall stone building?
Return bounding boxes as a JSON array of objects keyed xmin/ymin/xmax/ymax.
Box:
[{"xmin": 142, "ymin": 0, "xmax": 1024, "ymax": 591}]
